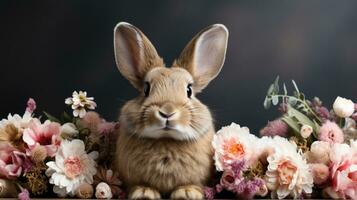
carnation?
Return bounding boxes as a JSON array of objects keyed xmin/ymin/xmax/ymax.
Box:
[
  {"xmin": 212, "ymin": 123, "xmax": 259, "ymax": 171},
  {"xmin": 46, "ymin": 139, "xmax": 98, "ymax": 196},
  {"xmin": 324, "ymin": 140, "xmax": 357, "ymax": 199}
]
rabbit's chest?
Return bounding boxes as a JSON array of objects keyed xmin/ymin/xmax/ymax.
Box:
[{"xmin": 117, "ymin": 134, "xmax": 214, "ymax": 194}]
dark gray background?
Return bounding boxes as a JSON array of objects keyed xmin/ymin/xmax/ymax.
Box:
[{"xmin": 1, "ymin": 1, "xmax": 357, "ymax": 133}]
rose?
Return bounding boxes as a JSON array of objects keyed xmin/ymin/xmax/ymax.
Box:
[
  {"xmin": 220, "ymin": 170, "xmax": 237, "ymax": 191},
  {"xmin": 95, "ymin": 182, "xmax": 113, "ymax": 199},
  {"xmin": 300, "ymin": 124, "xmax": 313, "ymax": 138},
  {"xmin": 333, "ymin": 96, "xmax": 355, "ymax": 118}
]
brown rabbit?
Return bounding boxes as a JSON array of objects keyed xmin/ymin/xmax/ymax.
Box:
[{"xmin": 114, "ymin": 22, "xmax": 228, "ymax": 199}]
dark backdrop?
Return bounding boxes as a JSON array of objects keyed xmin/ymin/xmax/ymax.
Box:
[{"xmin": 1, "ymin": 1, "xmax": 357, "ymax": 134}]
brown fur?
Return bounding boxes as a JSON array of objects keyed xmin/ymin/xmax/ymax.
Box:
[{"xmin": 113, "ymin": 22, "xmax": 228, "ymax": 199}]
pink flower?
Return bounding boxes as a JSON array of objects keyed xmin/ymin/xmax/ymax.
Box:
[
  {"xmin": 315, "ymin": 106, "xmax": 330, "ymax": 121},
  {"xmin": 18, "ymin": 189, "xmax": 30, "ymax": 200},
  {"xmin": 78, "ymin": 111, "xmax": 102, "ymax": 133},
  {"xmin": 318, "ymin": 121, "xmax": 344, "ymax": 143},
  {"xmin": 203, "ymin": 186, "xmax": 216, "ymax": 200},
  {"xmin": 26, "ymin": 98, "xmax": 36, "ymax": 113},
  {"xmin": 260, "ymin": 119, "xmax": 289, "ymax": 137},
  {"xmin": 97, "ymin": 122, "xmax": 116, "ymax": 135},
  {"xmin": 309, "ymin": 163, "xmax": 329, "ymax": 185},
  {"xmin": 220, "ymin": 169, "xmax": 237, "ymax": 191},
  {"xmin": 0, "ymin": 143, "xmax": 29, "ymax": 179},
  {"xmin": 23, "ymin": 119, "xmax": 61, "ymax": 157},
  {"xmin": 324, "ymin": 142, "xmax": 357, "ymax": 199}
]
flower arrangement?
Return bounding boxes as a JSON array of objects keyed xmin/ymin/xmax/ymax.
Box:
[
  {"xmin": 204, "ymin": 76, "xmax": 357, "ymax": 199},
  {"xmin": 1, "ymin": 78, "xmax": 357, "ymax": 199},
  {"xmin": 0, "ymin": 91, "xmax": 124, "ymax": 199}
]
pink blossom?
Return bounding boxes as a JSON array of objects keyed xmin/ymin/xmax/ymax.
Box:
[
  {"xmin": 26, "ymin": 98, "xmax": 36, "ymax": 113},
  {"xmin": 318, "ymin": 121, "xmax": 344, "ymax": 143},
  {"xmin": 23, "ymin": 119, "xmax": 61, "ymax": 157},
  {"xmin": 18, "ymin": 189, "xmax": 30, "ymax": 200},
  {"xmin": 78, "ymin": 111, "xmax": 102, "ymax": 133},
  {"xmin": 309, "ymin": 163, "xmax": 329, "ymax": 185},
  {"xmin": 220, "ymin": 169, "xmax": 237, "ymax": 191},
  {"xmin": 324, "ymin": 142, "xmax": 357, "ymax": 199},
  {"xmin": 0, "ymin": 143, "xmax": 29, "ymax": 179},
  {"xmin": 97, "ymin": 122, "xmax": 116, "ymax": 135},
  {"xmin": 315, "ymin": 106, "xmax": 330, "ymax": 121},
  {"xmin": 260, "ymin": 119, "xmax": 289, "ymax": 137},
  {"xmin": 203, "ymin": 186, "xmax": 216, "ymax": 200}
]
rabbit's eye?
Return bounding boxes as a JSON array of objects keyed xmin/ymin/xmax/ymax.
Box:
[
  {"xmin": 187, "ymin": 84, "xmax": 192, "ymax": 98},
  {"xmin": 144, "ymin": 82, "xmax": 150, "ymax": 97}
]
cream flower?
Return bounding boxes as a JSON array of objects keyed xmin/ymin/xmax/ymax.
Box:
[
  {"xmin": 212, "ymin": 123, "xmax": 258, "ymax": 171},
  {"xmin": 46, "ymin": 139, "xmax": 98, "ymax": 196},
  {"xmin": 95, "ymin": 182, "xmax": 113, "ymax": 199},
  {"xmin": 265, "ymin": 136, "xmax": 313, "ymax": 199},
  {"xmin": 65, "ymin": 91, "xmax": 97, "ymax": 118},
  {"xmin": 333, "ymin": 96, "xmax": 355, "ymax": 118},
  {"xmin": 0, "ymin": 111, "xmax": 33, "ymax": 132},
  {"xmin": 300, "ymin": 125, "xmax": 313, "ymax": 138},
  {"xmin": 60, "ymin": 123, "xmax": 79, "ymax": 138}
]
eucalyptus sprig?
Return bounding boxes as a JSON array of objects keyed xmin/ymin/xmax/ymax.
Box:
[
  {"xmin": 263, "ymin": 76, "xmax": 322, "ymax": 124},
  {"xmin": 263, "ymin": 76, "xmax": 322, "ymax": 139}
]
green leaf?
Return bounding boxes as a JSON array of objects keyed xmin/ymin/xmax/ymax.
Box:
[
  {"xmin": 264, "ymin": 96, "xmax": 271, "ymax": 109},
  {"xmin": 272, "ymin": 95, "xmax": 279, "ymax": 105},
  {"xmin": 61, "ymin": 111, "xmax": 73, "ymax": 123},
  {"xmin": 267, "ymin": 84, "xmax": 275, "ymax": 95},
  {"xmin": 43, "ymin": 111, "xmax": 60, "ymax": 123},
  {"xmin": 273, "ymin": 76, "xmax": 280, "ymax": 94},
  {"xmin": 282, "ymin": 116, "xmax": 300, "ymax": 134},
  {"xmin": 313, "ymin": 120, "xmax": 321, "ymax": 138},
  {"xmin": 283, "ymin": 83, "xmax": 287, "ymax": 95},
  {"xmin": 292, "ymin": 80, "xmax": 300, "ymax": 94},
  {"xmin": 286, "ymin": 105, "xmax": 316, "ymax": 131},
  {"xmin": 288, "ymin": 97, "xmax": 297, "ymax": 106}
]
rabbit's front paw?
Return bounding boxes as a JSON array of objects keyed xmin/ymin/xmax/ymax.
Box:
[
  {"xmin": 129, "ymin": 186, "xmax": 161, "ymax": 199},
  {"xmin": 170, "ymin": 185, "xmax": 203, "ymax": 199}
]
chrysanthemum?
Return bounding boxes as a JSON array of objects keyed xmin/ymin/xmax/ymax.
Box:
[
  {"xmin": 212, "ymin": 123, "xmax": 258, "ymax": 171},
  {"xmin": 265, "ymin": 136, "xmax": 313, "ymax": 199},
  {"xmin": 65, "ymin": 91, "xmax": 97, "ymax": 118},
  {"xmin": 45, "ymin": 139, "xmax": 98, "ymax": 196}
]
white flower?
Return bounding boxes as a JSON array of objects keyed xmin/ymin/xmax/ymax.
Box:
[
  {"xmin": 265, "ymin": 136, "xmax": 313, "ymax": 199},
  {"xmin": 300, "ymin": 124, "xmax": 313, "ymax": 138},
  {"xmin": 333, "ymin": 96, "xmax": 355, "ymax": 118},
  {"xmin": 61, "ymin": 123, "xmax": 79, "ymax": 137},
  {"xmin": 212, "ymin": 122, "xmax": 258, "ymax": 171},
  {"xmin": 95, "ymin": 182, "xmax": 113, "ymax": 199},
  {"xmin": 65, "ymin": 91, "xmax": 97, "ymax": 118},
  {"xmin": 46, "ymin": 139, "xmax": 98, "ymax": 196},
  {"xmin": 0, "ymin": 111, "xmax": 33, "ymax": 132}
]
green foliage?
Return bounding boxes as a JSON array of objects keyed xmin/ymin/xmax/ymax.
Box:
[{"xmin": 264, "ymin": 76, "xmax": 323, "ymax": 139}]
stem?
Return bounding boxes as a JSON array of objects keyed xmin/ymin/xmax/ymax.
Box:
[{"xmin": 269, "ymin": 94, "xmax": 322, "ymax": 123}]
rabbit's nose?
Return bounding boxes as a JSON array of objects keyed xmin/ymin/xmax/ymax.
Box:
[
  {"xmin": 158, "ymin": 110, "xmax": 176, "ymax": 119},
  {"xmin": 157, "ymin": 103, "xmax": 177, "ymax": 119}
]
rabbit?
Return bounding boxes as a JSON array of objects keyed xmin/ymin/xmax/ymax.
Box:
[{"xmin": 114, "ymin": 22, "xmax": 228, "ymax": 199}]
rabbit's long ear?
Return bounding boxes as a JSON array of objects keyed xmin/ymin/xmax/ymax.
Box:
[
  {"xmin": 175, "ymin": 24, "xmax": 228, "ymax": 92},
  {"xmin": 114, "ymin": 22, "xmax": 164, "ymax": 90}
]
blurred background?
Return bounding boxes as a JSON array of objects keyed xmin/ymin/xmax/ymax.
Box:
[{"xmin": 1, "ymin": 1, "xmax": 357, "ymax": 134}]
